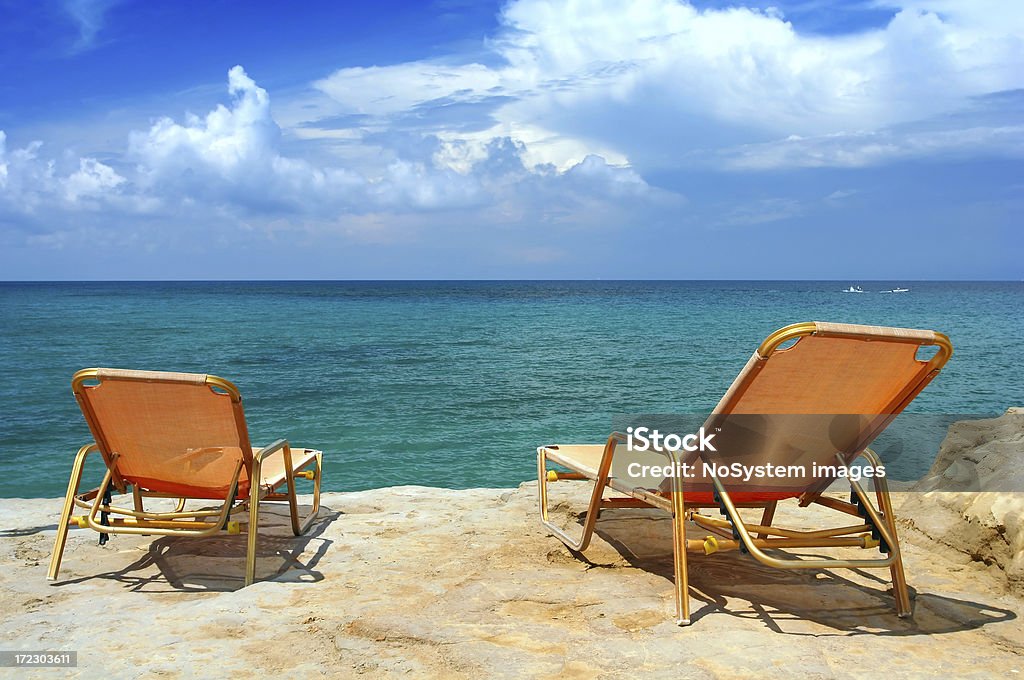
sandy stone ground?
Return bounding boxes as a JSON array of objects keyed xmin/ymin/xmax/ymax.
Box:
[{"xmin": 1, "ymin": 483, "xmax": 1021, "ymax": 679}]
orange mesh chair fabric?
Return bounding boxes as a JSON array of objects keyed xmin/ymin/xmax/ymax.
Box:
[
  {"xmin": 686, "ymin": 322, "xmax": 947, "ymax": 497},
  {"xmin": 78, "ymin": 370, "xmax": 252, "ymax": 498},
  {"xmin": 715, "ymin": 326, "xmax": 937, "ymax": 416},
  {"xmin": 542, "ymin": 321, "xmax": 951, "ymax": 505}
]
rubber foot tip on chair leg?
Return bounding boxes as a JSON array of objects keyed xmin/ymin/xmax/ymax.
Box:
[
  {"xmin": 547, "ymin": 470, "xmax": 559, "ymax": 482},
  {"xmin": 897, "ymin": 611, "xmax": 913, "ymax": 619},
  {"xmin": 226, "ymin": 521, "xmax": 241, "ymax": 535},
  {"xmin": 675, "ymin": 618, "xmax": 691, "ymax": 627}
]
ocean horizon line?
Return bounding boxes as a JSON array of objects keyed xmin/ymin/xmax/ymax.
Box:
[{"xmin": 1, "ymin": 278, "xmax": 1021, "ymax": 284}]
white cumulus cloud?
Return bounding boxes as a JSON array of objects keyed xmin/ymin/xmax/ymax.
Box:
[
  {"xmin": 316, "ymin": 63, "xmax": 503, "ymax": 117},
  {"xmin": 0, "ymin": 134, "xmax": 138, "ymax": 219},
  {"xmin": 130, "ymin": 67, "xmax": 283, "ymax": 191},
  {"xmin": 126, "ymin": 66, "xmax": 488, "ymax": 214},
  {"xmin": 308, "ymin": 0, "xmax": 1024, "ymax": 171},
  {"xmin": 0, "ymin": 132, "xmax": 8, "ymax": 188},
  {"xmin": 2, "ymin": 65, "xmax": 662, "ymax": 244},
  {"xmin": 64, "ymin": 157, "xmax": 126, "ymax": 202},
  {"xmin": 0, "ymin": 136, "xmax": 57, "ymax": 215}
]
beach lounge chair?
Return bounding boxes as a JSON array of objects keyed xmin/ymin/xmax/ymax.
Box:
[
  {"xmin": 537, "ymin": 322, "xmax": 952, "ymax": 625},
  {"xmin": 48, "ymin": 368, "xmax": 322, "ymax": 586}
]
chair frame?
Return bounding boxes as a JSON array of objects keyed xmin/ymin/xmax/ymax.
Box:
[
  {"xmin": 48, "ymin": 369, "xmax": 322, "ymax": 587},
  {"xmin": 538, "ymin": 322, "xmax": 952, "ymax": 625}
]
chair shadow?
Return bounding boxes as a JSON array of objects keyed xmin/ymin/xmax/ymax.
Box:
[
  {"xmin": 51, "ymin": 504, "xmax": 341, "ymax": 593},
  {"xmin": 576, "ymin": 508, "xmax": 1016, "ymax": 636},
  {"xmin": 1, "ymin": 524, "xmax": 58, "ymax": 537}
]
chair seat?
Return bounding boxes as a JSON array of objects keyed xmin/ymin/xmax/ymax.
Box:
[
  {"xmin": 128, "ymin": 446, "xmax": 320, "ymax": 499},
  {"xmin": 257, "ymin": 446, "xmax": 320, "ymax": 490}
]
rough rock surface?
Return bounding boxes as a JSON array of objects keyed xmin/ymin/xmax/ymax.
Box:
[
  {"xmin": 900, "ymin": 410, "xmax": 1024, "ymax": 592},
  {"xmin": 1, "ymin": 481, "xmax": 1022, "ymax": 678}
]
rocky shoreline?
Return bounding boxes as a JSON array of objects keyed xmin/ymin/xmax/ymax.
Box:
[{"xmin": 1, "ymin": 412, "xmax": 1022, "ymax": 678}]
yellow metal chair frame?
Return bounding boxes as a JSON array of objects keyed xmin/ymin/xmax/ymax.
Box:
[{"xmin": 538, "ymin": 322, "xmax": 953, "ymax": 625}]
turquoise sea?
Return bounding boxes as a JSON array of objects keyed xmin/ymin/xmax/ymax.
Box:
[{"xmin": 1, "ymin": 281, "xmax": 1020, "ymax": 498}]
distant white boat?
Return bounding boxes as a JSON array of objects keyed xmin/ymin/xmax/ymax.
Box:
[
  {"xmin": 843, "ymin": 285, "xmax": 865, "ymax": 293},
  {"xmin": 890, "ymin": 287, "xmax": 909, "ymax": 293}
]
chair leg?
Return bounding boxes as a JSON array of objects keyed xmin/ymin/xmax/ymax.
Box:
[
  {"xmin": 245, "ymin": 466, "xmax": 262, "ymax": 587},
  {"xmin": 670, "ymin": 483, "xmax": 691, "ymax": 626},
  {"xmin": 279, "ymin": 451, "xmax": 322, "ymax": 537},
  {"xmin": 757, "ymin": 501, "xmax": 777, "ymax": 539},
  {"xmin": 537, "ymin": 447, "xmax": 610, "ymax": 552},
  {"xmin": 304, "ymin": 451, "xmax": 322, "ymax": 534},
  {"xmin": 48, "ymin": 444, "xmax": 94, "ymax": 581},
  {"xmin": 861, "ymin": 448, "xmax": 912, "ymax": 617},
  {"xmin": 875, "ymin": 481, "xmax": 911, "ymax": 616},
  {"xmin": 282, "ymin": 444, "xmax": 302, "ymax": 536}
]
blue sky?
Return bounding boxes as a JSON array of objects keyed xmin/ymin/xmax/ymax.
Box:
[{"xmin": 0, "ymin": 0, "xmax": 1021, "ymax": 280}]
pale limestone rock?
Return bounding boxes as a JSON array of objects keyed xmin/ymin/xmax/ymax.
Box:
[
  {"xmin": 900, "ymin": 410, "xmax": 1024, "ymax": 591},
  {"xmin": 1, "ymin": 419, "xmax": 1023, "ymax": 678}
]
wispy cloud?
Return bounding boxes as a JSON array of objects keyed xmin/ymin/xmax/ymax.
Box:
[
  {"xmin": 62, "ymin": 0, "xmax": 121, "ymax": 53},
  {"xmin": 716, "ymin": 125, "xmax": 1024, "ymax": 170},
  {"xmin": 713, "ymin": 197, "xmax": 805, "ymax": 228},
  {"xmin": 825, "ymin": 189, "xmax": 859, "ymax": 202}
]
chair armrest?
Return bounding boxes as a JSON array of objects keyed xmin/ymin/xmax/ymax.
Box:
[
  {"xmin": 606, "ymin": 431, "xmax": 627, "ymax": 445},
  {"xmin": 255, "ymin": 439, "xmax": 289, "ymax": 461}
]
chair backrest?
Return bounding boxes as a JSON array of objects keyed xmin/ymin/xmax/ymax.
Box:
[
  {"xmin": 73, "ymin": 368, "xmax": 255, "ymax": 499},
  {"xmin": 677, "ymin": 322, "xmax": 952, "ymax": 493}
]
